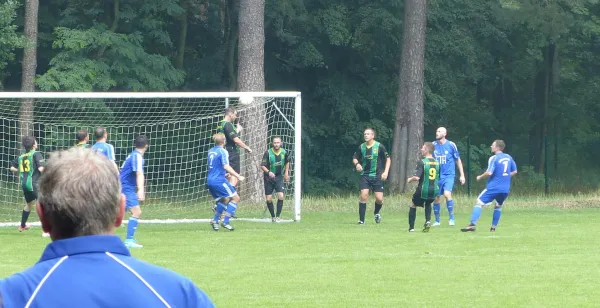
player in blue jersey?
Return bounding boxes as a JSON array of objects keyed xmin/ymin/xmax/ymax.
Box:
[
  {"xmin": 91, "ymin": 126, "xmax": 119, "ymax": 172},
  {"xmin": 207, "ymin": 133, "xmax": 245, "ymax": 231},
  {"xmin": 461, "ymin": 140, "xmax": 517, "ymax": 232},
  {"xmin": 120, "ymin": 135, "xmax": 149, "ymax": 248},
  {"xmin": 432, "ymin": 127, "xmax": 466, "ymax": 226}
]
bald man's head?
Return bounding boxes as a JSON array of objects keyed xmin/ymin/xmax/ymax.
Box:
[{"xmin": 435, "ymin": 127, "xmax": 447, "ymax": 141}]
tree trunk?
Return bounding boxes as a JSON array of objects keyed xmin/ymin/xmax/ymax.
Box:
[
  {"xmin": 226, "ymin": 0, "xmax": 238, "ymax": 90},
  {"xmin": 19, "ymin": 0, "xmax": 39, "ymax": 142},
  {"xmin": 174, "ymin": 0, "xmax": 188, "ymax": 70},
  {"xmin": 96, "ymin": 0, "xmax": 119, "ymax": 59},
  {"xmin": 390, "ymin": 0, "xmax": 428, "ymax": 193},
  {"xmin": 390, "ymin": 83, "xmax": 409, "ymax": 193},
  {"xmin": 237, "ymin": 0, "xmax": 266, "ymax": 203}
]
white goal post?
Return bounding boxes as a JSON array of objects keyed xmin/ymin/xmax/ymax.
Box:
[{"xmin": 0, "ymin": 91, "xmax": 302, "ymax": 224}]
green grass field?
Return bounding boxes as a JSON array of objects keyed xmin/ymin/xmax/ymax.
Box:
[{"xmin": 1, "ymin": 194, "xmax": 600, "ymax": 307}]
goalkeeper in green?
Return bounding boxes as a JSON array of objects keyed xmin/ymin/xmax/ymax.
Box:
[
  {"xmin": 407, "ymin": 142, "xmax": 440, "ymax": 232},
  {"xmin": 260, "ymin": 136, "xmax": 290, "ymax": 222}
]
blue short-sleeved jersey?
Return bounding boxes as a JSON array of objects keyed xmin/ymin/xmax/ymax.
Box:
[
  {"xmin": 433, "ymin": 140, "xmax": 460, "ymax": 178},
  {"xmin": 207, "ymin": 146, "xmax": 229, "ymax": 185},
  {"xmin": 485, "ymin": 152, "xmax": 517, "ymax": 193},
  {"xmin": 91, "ymin": 142, "xmax": 116, "ymax": 162},
  {"xmin": 120, "ymin": 150, "xmax": 144, "ymax": 192}
]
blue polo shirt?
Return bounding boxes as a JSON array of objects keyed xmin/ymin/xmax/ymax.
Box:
[{"xmin": 0, "ymin": 235, "xmax": 214, "ymax": 308}]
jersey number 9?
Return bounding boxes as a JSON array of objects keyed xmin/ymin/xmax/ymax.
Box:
[{"xmin": 428, "ymin": 168, "xmax": 436, "ymax": 180}]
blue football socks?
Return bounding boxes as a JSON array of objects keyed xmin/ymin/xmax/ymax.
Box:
[
  {"xmin": 433, "ymin": 203, "xmax": 441, "ymax": 222},
  {"xmin": 213, "ymin": 202, "xmax": 226, "ymax": 222},
  {"xmin": 492, "ymin": 207, "xmax": 502, "ymax": 227},
  {"xmin": 223, "ymin": 202, "xmax": 238, "ymax": 224},
  {"xmin": 447, "ymin": 200, "xmax": 455, "ymax": 220},
  {"xmin": 127, "ymin": 216, "xmax": 139, "ymax": 240},
  {"xmin": 469, "ymin": 205, "xmax": 483, "ymax": 225}
]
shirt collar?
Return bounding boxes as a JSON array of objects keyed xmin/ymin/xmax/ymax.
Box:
[{"xmin": 38, "ymin": 235, "xmax": 131, "ymax": 262}]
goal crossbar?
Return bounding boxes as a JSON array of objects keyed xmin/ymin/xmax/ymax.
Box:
[{"xmin": 0, "ymin": 92, "xmax": 301, "ymax": 99}]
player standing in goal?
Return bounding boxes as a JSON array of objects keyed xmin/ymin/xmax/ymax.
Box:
[
  {"xmin": 207, "ymin": 133, "xmax": 245, "ymax": 231},
  {"xmin": 407, "ymin": 142, "xmax": 440, "ymax": 232},
  {"xmin": 352, "ymin": 128, "xmax": 391, "ymax": 225},
  {"xmin": 461, "ymin": 140, "xmax": 517, "ymax": 232},
  {"xmin": 216, "ymin": 108, "xmax": 253, "ymax": 188},
  {"xmin": 432, "ymin": 127, "xmax": 466, "ymax": 226},
  {"xmin": 120, "ymin": 135, "xmax": 149, "ymax": 248},
  {"xmin": 91, "ymin": 127, "xmax": 119, "ymax": 172},
  {"xmin": 8, "ymin": 136, "xmax": 49, "ymax": 237},
  {"xmin": 75, "ymin": 130, "xmax": 90, "ymax": 148},
  {"xmin": 260, "ymin": 136, "xmax": 290, "ymax": 222}
]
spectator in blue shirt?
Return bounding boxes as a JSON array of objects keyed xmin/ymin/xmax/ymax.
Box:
[{"xmin": 0, "ymin": 147, "xmax": 215, "ymax": 308}]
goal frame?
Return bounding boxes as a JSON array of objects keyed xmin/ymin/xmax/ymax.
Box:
[{"xmin": 0, "ymin": 91, "xmax": 303, "ymax": 222}]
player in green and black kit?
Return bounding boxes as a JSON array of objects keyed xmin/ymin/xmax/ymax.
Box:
[
  {"xmin": 9, "ymin": 136, "xmax": 45, "ymax": 233},
  {"xmin": 261, "ymin": 136, "xmax": 291, "ymax": 222},
  {"xmin": 74, "ymin": 130, "xmax": 90, "ymax": 148},
  {"xmin": 352, "ymin": 128, "xmax": 391, "ymax": 225},
  {"xmin": 216, "ymin": 107, "xmax": 253, "ymax": 188},
  {"xmin": 407, "ymin": 142, "xmax": 440, "ymax": 233}
]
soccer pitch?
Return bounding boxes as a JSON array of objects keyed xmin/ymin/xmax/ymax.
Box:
[{"xmin": 1, "ymin": 195, "xmax": 599, "ymax": 307}]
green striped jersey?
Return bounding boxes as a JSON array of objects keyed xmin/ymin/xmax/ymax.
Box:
[{"xmin": 353, "ymin": 141, "xmax": 390, "ymax": 177}]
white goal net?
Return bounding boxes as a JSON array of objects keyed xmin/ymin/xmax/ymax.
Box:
[{"xmin": 0, "ymin": 92, "xmax": 302, "ymax": 225}]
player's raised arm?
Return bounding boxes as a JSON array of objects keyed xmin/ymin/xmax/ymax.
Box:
[{"xmin": 224, "ymin": 121, "xmax": 252, "ymax": 153}]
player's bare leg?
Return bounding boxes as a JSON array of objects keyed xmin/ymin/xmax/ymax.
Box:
[
  {"xmin": 18, "ymin": 201, "xmax": 35, "ymax": 232},
  {"xmin": 374, "ymin": 191, "xmax": 384, "ymax": 224},
  {"xmin": 358, "ymin": 189, "xmax": 369, "ymax": 224},
  {"xmin": 275, "ymin": 192, "xmax": 285, "ymax": 222}
]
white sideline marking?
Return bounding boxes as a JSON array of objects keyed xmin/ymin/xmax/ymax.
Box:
[{"xmin": 0, "ymin": 217, "xmax": 296, "ymax": 227}]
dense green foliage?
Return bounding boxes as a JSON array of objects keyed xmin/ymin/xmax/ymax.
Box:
[{"xmin": 2, "ymin": 0, "xmax": 600, "ymax": 194}]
